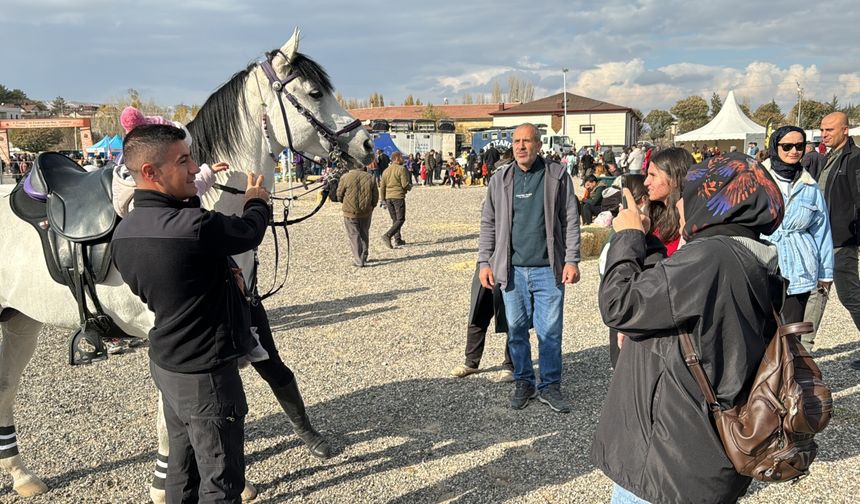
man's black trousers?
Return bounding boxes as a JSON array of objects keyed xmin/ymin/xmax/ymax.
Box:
[{"xmin": 150, "ymin": 359, "xmax": 248, "ymax": 503}]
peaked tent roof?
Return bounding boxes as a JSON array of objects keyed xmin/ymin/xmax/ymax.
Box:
[
  {"xmin": 675, "ymin": 91, "xmax": 764, "ymax": 142},
  {"xmin": 86, "ymin": 135, "xmax": 111, "ymax": 152},
  {"xmin": 490, "ymin": 92, "xmax": 632, "ymax": 116}
]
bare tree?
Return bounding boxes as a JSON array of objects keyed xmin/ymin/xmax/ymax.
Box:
[
  {"xmin": 491, "ymin": 81, "xmax": 502, "ymax": 103},
  {"xmin": 462, "ymin": 93, "xmax": 473, "ymax": 104}
]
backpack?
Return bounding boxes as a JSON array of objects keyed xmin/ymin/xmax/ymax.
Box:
[{"xmin": 681, "ymin": 317, "xmax": 832, "ymax": 482}]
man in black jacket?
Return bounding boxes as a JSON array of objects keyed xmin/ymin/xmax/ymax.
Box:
[
  {"xmin": 112, "ymin": 124, "xmax": 270, "ymax": 503},
  {"xmin": 819, "ymin": 112, "xmax": 860, "ymax": 369}
]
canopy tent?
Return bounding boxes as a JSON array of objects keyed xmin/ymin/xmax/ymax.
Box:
[
  {"xmin": 372, "ymin": 133, "xmax": 400, "ymax": 157},
  {"xmin": 85, "ymin": 135, "xmax": 111, "ymax": 153},
  {"xmin": 675, "ymin": 91, "xmax": 765, "ymax": 149}
]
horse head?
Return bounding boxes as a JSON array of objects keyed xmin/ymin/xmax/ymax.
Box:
[{"xmin": 263, "ymin": 28, "xmax": 373, "ymax": 171}]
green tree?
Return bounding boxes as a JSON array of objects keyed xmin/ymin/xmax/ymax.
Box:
[
  {"xmin": 752, "ymin": 100, "xmax": 785, "ymax": 127},
  {"xmin": 631, "ymin": 108, "xmax": 645, "ymax": 137},
  {"xmin": 51, "ymin": 96, "xmax": 67, "ymax": 116},
  {"xmin": 9, "ymin": 128, "xmax": 63, "ymax": 152},
  {"xmin": 0, "ymin": 84, "xmax": 29, "ymax": 103},
  {"xmin": 670, "ymin": 95, "xmax": 710, "ymax": 134},
  {"xmin": 710, "ymin": 92, "xmax": 723, "ymax": 119},
  {"xmin": 739, "ymin": 103, "xmax": 752, "ymax": 117},
  {"xmin": 788, "ymin": 99, "xmax": 834, "ymax": 129},
  {"xmin": 643, "ymin": 109, "xmax": 675, "ymax": 143},
  {"xmin": 403, "ymin": 95, "xmax": 415, "ymax": 106}
]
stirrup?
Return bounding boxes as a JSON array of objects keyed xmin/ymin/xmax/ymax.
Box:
[{"xmin": 68, "ymin": 318, "xmax": 109, "ymax": 365}]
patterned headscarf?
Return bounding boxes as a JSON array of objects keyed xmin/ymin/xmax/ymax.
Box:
[{"xmin": 682, "ymin": 152, "xmax": 784, "ymax": 239}]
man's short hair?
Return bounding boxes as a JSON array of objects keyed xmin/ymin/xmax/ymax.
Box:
[
  {"xmin": 515, "ymin": 123, "xmax": 541, "ymax": 142},
  {"xmin": 583, "ymin": 174, "xmax": 598, "ymax": 183},
  {"xmin": 123, "ymin": 124, "xmax": 187, "ymax": 173}
]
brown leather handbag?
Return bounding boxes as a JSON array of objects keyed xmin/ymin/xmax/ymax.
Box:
[{"xmin": 681, "ymin": 317, "xmax": 832, "ymax": 482}]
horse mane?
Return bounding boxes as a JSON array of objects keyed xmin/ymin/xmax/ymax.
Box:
[{"xmin": 187, "ymin": 51, "xmax": 333, "ymax": 166}]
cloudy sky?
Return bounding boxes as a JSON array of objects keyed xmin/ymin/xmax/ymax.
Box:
[{"xmin": 3, "ymin": 0, "xmax": 859, "ymax": 115}]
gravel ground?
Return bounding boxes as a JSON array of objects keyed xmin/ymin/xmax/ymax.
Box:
[{"xmin": 1, "ymin": 182, "xmax": 859, "ymax": 503}]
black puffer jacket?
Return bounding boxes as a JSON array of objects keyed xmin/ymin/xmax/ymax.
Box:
[{"xmin": 594, "ymin": 230, "xmax": 783, "ymax": 504}]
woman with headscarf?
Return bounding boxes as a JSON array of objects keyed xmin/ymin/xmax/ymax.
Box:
[
  {"xmin": 764, "ymin": 126, "xmax": 833, "ymax": 328},
  {"xmin": 594, "ymin": 153, "xmax": 786, "ymax": 503}
]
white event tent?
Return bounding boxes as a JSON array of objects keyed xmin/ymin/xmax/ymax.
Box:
[{"xmin": 675, "ymin": 90, "xmax": 765, "ymax": 151}]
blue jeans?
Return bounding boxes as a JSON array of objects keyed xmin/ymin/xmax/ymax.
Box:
[
  {"xmin": 501, "ymin": 266, "xmax": 564, "ymax": 389},
  {"xmin": 611, "ymin": 484, "xmax": 651, "ymax": 504}
]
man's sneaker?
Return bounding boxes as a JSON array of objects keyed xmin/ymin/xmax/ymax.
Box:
[
  {"xmin": 380, "ymin": 234, "xmax": 393, "ymax": 249},
  {"xmin": 497, "ymin": 368, "xmax": 514, "ymax": 383},
  {"xmin": 510, "ymin": 380, "xmax": 537, "ymax": 410},
  {"xmin": 394, "ymin": 239, "xmax": 407, "ymax": 247},
  {"xmin": 104, "ymin": 338, "xmax": 124, "ymax": 355},
  {"xmin": 538, "ymin": 384, "xmax": 571, "ymax": 413},
  {"xmin": 450, "ymin": 364, "xmax": 479, "ymax": 378}
]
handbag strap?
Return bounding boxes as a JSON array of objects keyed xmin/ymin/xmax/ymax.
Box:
[
  {"xmin": 681, "ymin": 308, "xmax": 783, "ymax": 414},
  {"xmin": 679, "ymin": 331, "xmax": 721, "ymax": 413}
]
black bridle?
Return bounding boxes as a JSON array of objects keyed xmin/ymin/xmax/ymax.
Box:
[{"xmin": 216, "ymin": 51, "xmax": 364, "ymax": 302}]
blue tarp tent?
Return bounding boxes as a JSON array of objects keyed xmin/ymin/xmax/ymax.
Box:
[
  {"xmin": 86, "ymin": 135, "xmax": 110, "ymax": 153},
  {"xmin": 372, "ymin": 133, "xmax": 399, "ymax": 157},
  {"xmin": 109, "ymin": 135, "xmax": 123, "ymax": 152}
]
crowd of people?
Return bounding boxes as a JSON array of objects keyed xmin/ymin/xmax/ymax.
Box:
[{"xmin": 6, "ymin": 105, "xmax": 858, "ymax": 502}]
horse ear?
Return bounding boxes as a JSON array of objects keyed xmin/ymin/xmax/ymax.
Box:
[{"xmin": 273, "ymin": 27, "xmax": 301, "ymax": 71}]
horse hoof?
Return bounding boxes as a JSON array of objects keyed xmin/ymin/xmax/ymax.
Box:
[
  {"xmin": 149, "ymin": 485, "xmax": 166, "ymax": 504},
  {"xmin": 13, "ymin": 475, "xmax": 48, "ymax": 497},
  {"xmin": 241, "ymin": 480, "xmax": 258, "ymax": 501}
]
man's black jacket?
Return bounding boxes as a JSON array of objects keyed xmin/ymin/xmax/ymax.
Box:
[
  {"xmin": 112, "ymin": 190, "xmax": 270, "ymax": 373},
  {"xmin": 823, "ymin": 137, "xmax": 860, "ymax": 247}
]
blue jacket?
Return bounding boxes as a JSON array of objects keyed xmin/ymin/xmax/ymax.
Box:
[{"xmin": 764, "ymin": 168, "xmax": 834, "ymax": 295}]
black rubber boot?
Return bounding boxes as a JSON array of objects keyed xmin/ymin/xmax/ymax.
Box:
[{"xmin": 274, "ymin": 379, "xmax": 332, "ymax": 459}]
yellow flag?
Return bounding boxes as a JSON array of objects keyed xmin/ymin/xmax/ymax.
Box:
[{"xmin": 764, "ymin": 119, "xmax": 774, "ymax": 149}]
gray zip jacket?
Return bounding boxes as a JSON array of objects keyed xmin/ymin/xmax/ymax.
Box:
[{"xmin": 477, "ymin": 157, "xmax": 580, "ymax": 288}]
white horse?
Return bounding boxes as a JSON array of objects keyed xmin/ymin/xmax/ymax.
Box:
[{"xmin": 0, "ymin": 29, "xmax": 373, "ymax": 500}]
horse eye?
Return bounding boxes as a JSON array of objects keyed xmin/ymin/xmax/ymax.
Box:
[{"xmin": 308, "ymin": 90, "xmax": 323, "ymax": 99}]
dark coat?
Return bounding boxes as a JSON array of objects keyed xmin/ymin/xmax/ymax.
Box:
[
  {"xmin": 822, "ymin": 137, "xmax": 860, "ymax": 247},
  {"xmin": 112, "ymin": 190, "xmax": 270, "ymax": 373},
  {"xmin": 594, "ymin": 230, "xmax": 783, "ymax": 504},
  {"xmin": 467, "ymin": 265, "xmax": 507, "ymax": 333}
]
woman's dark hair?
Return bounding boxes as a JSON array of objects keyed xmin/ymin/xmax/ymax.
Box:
[
  {"xmin": 624, "ymin": 174, "xmax": 648, "ymax": 205},
  {"xmin": 648, "ymin": 147, "xmax": 692, "ymax": 242}
]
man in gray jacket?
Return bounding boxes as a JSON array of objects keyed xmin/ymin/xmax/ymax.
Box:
[{"xmin": 478, "ymin": 123, "xmax": 581, "ymax": 413}]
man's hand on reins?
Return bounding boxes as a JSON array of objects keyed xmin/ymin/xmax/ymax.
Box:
[{"xmin": 244, "ymin": 173, "xmax": 270, "ymax": 204}]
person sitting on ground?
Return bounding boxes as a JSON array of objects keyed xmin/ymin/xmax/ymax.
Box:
[{"xmin": 579, "ymin": 174, "xmax": 606, "ymax": 225}]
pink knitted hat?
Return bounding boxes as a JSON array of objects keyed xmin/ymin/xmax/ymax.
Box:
[{"xmin": 120, "ymin": 106, "xmax": 192, "ymax": 146}]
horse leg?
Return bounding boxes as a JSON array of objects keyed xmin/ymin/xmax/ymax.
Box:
[
  {"xmin": 0, "ymin": 313, "xmax": 48, "ymax": 497},
  {"xmin": 149, "ymin": 391, "xmax": 258, "ymax": 504}
]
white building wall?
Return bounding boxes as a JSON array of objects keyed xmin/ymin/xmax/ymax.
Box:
[{"xmin": 493, "ymin": 111, "xmax": 634, "ymax": 148}]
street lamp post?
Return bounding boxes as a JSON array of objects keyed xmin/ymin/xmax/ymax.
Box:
[{"xmin": 562, "ymin": 68, "xmax": 569, "ymax": 137}]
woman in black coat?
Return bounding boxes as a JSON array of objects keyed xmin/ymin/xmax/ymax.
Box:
[{"xmin": 595, "ymin": 153, "xmax": 786, "ymax": 503}]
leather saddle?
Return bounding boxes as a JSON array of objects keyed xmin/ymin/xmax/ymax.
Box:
[
  {"xmin": 27, "ymin": 152, "xmax": 116, "ymax": 242},
  {"xmin": 10, "ymin": 152, "xmax": 123, "ymax": 365}
]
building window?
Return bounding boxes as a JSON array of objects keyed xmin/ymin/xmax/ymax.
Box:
[
  {"xmin": 580, "ymin": 125, "xmax": 595, "ymax": 134},
  {"xmin": 501, "ymin": 132, "xmax": 508, "ymax": 138},
  {"xmin": 482, "ymin": 133, "xmax": 489, "ymax": 140}
]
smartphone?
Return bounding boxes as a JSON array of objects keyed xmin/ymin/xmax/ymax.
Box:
[{"xmin": 620, "ymin": 175, "xmax": 627, "ymax": 210}]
